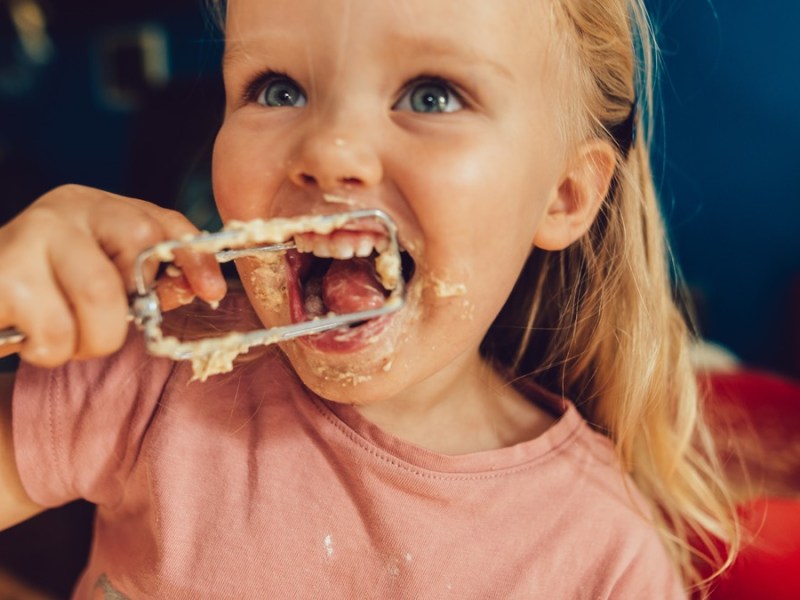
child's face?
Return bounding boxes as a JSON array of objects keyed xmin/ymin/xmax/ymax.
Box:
[{"xmin": 213, "ymin": 0, "xmax": 569, "ymax": 404}]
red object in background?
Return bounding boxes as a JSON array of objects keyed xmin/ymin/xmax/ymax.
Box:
[
  {"xmin": 710, "ymin": 497, "xmax": 800, "ymax": 599},
  {"xmin": 702, "ymin": 370, "xmax": 800, "ymax": 599}
]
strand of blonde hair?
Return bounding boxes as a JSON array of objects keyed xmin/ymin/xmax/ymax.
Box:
[{"xmin": 502, "ymin": 1, "xmax": 742, "ymax": 593}]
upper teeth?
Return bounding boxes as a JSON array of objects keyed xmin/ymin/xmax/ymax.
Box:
[{"xmin": 294, "ymin": 232, "xmax": 389, "ymax": 260}]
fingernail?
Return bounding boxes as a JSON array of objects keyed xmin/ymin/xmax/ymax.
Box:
[{"xmin": 204, "ymin": 274, "xmax": 228, "ymax": 301}]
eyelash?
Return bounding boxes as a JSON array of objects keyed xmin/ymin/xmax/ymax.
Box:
[
  {"xmin": 240, "ymin": 70, "xmax": 468, "ymax": 111},
  {"xmin": 242, "ymin": 70, "xmax": 296, "ymax": 105},
  {"xmin": 395, "ymin": 76, "xmax": 467, "ymax": 112}
]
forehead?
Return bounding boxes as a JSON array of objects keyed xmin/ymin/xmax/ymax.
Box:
[{"xmin": 224, "ymin": 0, "xmax": 553, "ymax": 74}]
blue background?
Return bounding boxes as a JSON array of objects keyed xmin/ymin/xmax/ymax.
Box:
[
  {"xmin": 651, "ymin": 1, "xmax": 800, "ymax": 375},
  {"xmin": 1, "ymin": 0, "xmax": 798, "ymax": 377}
]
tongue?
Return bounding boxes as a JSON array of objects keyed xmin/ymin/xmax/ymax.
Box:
[{"xmin": 322, "ymin": 258, "xmax": 387, "ymax": 314}]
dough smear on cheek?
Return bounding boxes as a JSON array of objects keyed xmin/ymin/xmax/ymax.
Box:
[
  {"xmin": 309, "ymin": 362, "xmax": 374, "ymax": 387},
  {"xmin": 246, "ymin": 254, "xmax": 289, "ymax": 316},
  {"xmin": 419, "ymin": 258, "xmax": 468, "ymax": 299},
  {"xmin": 424, "ymin": 268, "xmax": 468, "ymax": 300},
  {"xmin": 431, "ymin": 278, "xmax": 467, "ymax": 299}
]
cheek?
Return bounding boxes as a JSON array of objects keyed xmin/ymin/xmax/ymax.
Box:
[
  {"xmin": 212, "ymin": 121, "xmax": 286, "ymax": 222},
  {"xmin": 402, "ymin": 132, "xmax": 554, "ymax": 230},
  {"xmin": 211, "ymin": 126, "xmax": 242, "ymax": 220},
  {"xmin": 234, "ymin": 256, "xmax": 292, "ymax": 333},
  {"xmin": 401, "ymin": 137, "xmax": 552, "ymax": 276},
  {"xmin": 402, "ymin": 135, "xmax": 553, "ymax": 323}
]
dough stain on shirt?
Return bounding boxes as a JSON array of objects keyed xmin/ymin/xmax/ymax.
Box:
[{"xmin": 386, "ymin": 557, "xmax": 401, "ymax": 578}]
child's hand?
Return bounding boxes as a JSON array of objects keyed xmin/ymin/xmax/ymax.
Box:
[{"xmin": 0, "ymin": 185, "xmax": 227, "ymax": 367}]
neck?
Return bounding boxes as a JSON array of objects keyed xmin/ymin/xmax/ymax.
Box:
[{"xmin": 353, "ymin": 351, "xmax": 555, "ymax": 455}]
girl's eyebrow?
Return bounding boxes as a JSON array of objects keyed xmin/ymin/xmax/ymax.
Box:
[
  {"xmin": 385, "ymin": 34, "xmax": 515, "ymax": 82},
  {"xmin": 223, "ymin": 40, "xmax": 271, "ymax": 69},
  {"xmin": 224, "ymin": 34, "xmax": 514, "ymax": 82},
  {"xmin": 223, "ymin": 32, "xmax": 293, "ymax": 69}
]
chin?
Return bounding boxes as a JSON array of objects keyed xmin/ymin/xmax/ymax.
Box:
[{"xmin": 279, "ymin": 319, "xmax": 413, "ymax": 405}]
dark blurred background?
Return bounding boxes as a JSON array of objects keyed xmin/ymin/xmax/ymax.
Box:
[
  {"xmin": 0, "ymin": 0, "xmax": 798, "ymax": 596},
  {"xmin": 651, "ymin": 1, "xmax": 800, "ymax": 381}
]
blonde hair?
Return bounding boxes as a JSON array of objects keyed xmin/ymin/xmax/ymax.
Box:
[
  {"xmin": 484, "ymin": 0, "xmax": 740, "ymax": 594},
  {"xmin": 206, "ymin": 0, "xmax": 741, "ymax": 593}
]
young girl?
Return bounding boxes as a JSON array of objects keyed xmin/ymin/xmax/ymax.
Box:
[{"xmin": 0, "ymin": 0, "xmax": 739, "ymax": 597}]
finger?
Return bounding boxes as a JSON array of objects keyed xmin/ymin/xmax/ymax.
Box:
[
  {"xmin": 49, "ymin": 233, "xmax": 129, "ymax": 360},
  {"xmin": 172, "ymin": 247, "xmax": 228, "ymax": 305},
  {"xmin": 151, "ymin": 207, "xmax": 227, "ymax": 304},
  {"xmin": 156, "ymin": 272, "xmax": 197, "ymax": 311},
  {"xmin": 89, "ymin": 200, "xmax": 226, "ymax": 302},
  {"xmin": 0, "ymin": 218, "xmax": 75, "ymax": 366},
  {"xmin": 88, "ymin": 199, "xmax": 167, "ymax": 292},
  {"xmin": 4, "ymin": 268, "xmax": 79, "ymax": 368},
  {"xmin": 0, "ymin": 306, "xmax": 23, "ymax": 359},
  {"xmin": 0, "ymin": 341, "xmax": 23, "ymax": 360}
]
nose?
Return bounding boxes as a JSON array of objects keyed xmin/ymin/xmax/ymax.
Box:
[{"xmin": 287, "ymin": 110, "xmax": 383, "ymax": 192}]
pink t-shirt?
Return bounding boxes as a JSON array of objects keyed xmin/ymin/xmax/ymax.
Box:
[{"xmin": 13, "ymin": 330, "xmax": 685, "ymax": 599}]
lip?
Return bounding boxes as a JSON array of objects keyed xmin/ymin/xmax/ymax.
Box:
[{"xmin": 284, "ymin": 249, "xmax": 401, "ymax": 353}]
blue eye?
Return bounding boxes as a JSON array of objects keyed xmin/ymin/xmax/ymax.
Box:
[
  {"xmin": 394, "ymin": 79, "xmax": 463, "ymax": 113},
  {"xmin": 256, "ymin": 77, "xmax": 307, "ymax": 108}
]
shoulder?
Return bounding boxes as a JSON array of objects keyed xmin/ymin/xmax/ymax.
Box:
[
  {"xmin": 515, "ymin": 381, "xmax": 686, "ymax": 597},
  {"xmin": 565, "ymin": 427, "xmax": 686, "ymax": 596},
  {"xmin": 540, "ymin": 418, "xmax": 686, "ymax": 596}
]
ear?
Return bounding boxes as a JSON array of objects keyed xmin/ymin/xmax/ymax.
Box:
[{"xmin": 533, "ymin": 139, "xmax": 618, "ymax": 251}]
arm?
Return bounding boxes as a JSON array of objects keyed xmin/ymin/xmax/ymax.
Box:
[
  {"xmin": 0, "ymin": 184, "xmax": 227, "ymax": 527},
  {"xmin": 0, "ymin": 370, "xmax": 44, "ymax": 530}
]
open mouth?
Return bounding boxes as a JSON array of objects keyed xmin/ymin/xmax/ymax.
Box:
[{"xmin": 283, "ymin": 229, "xmax": 415, "ymax": 349}]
